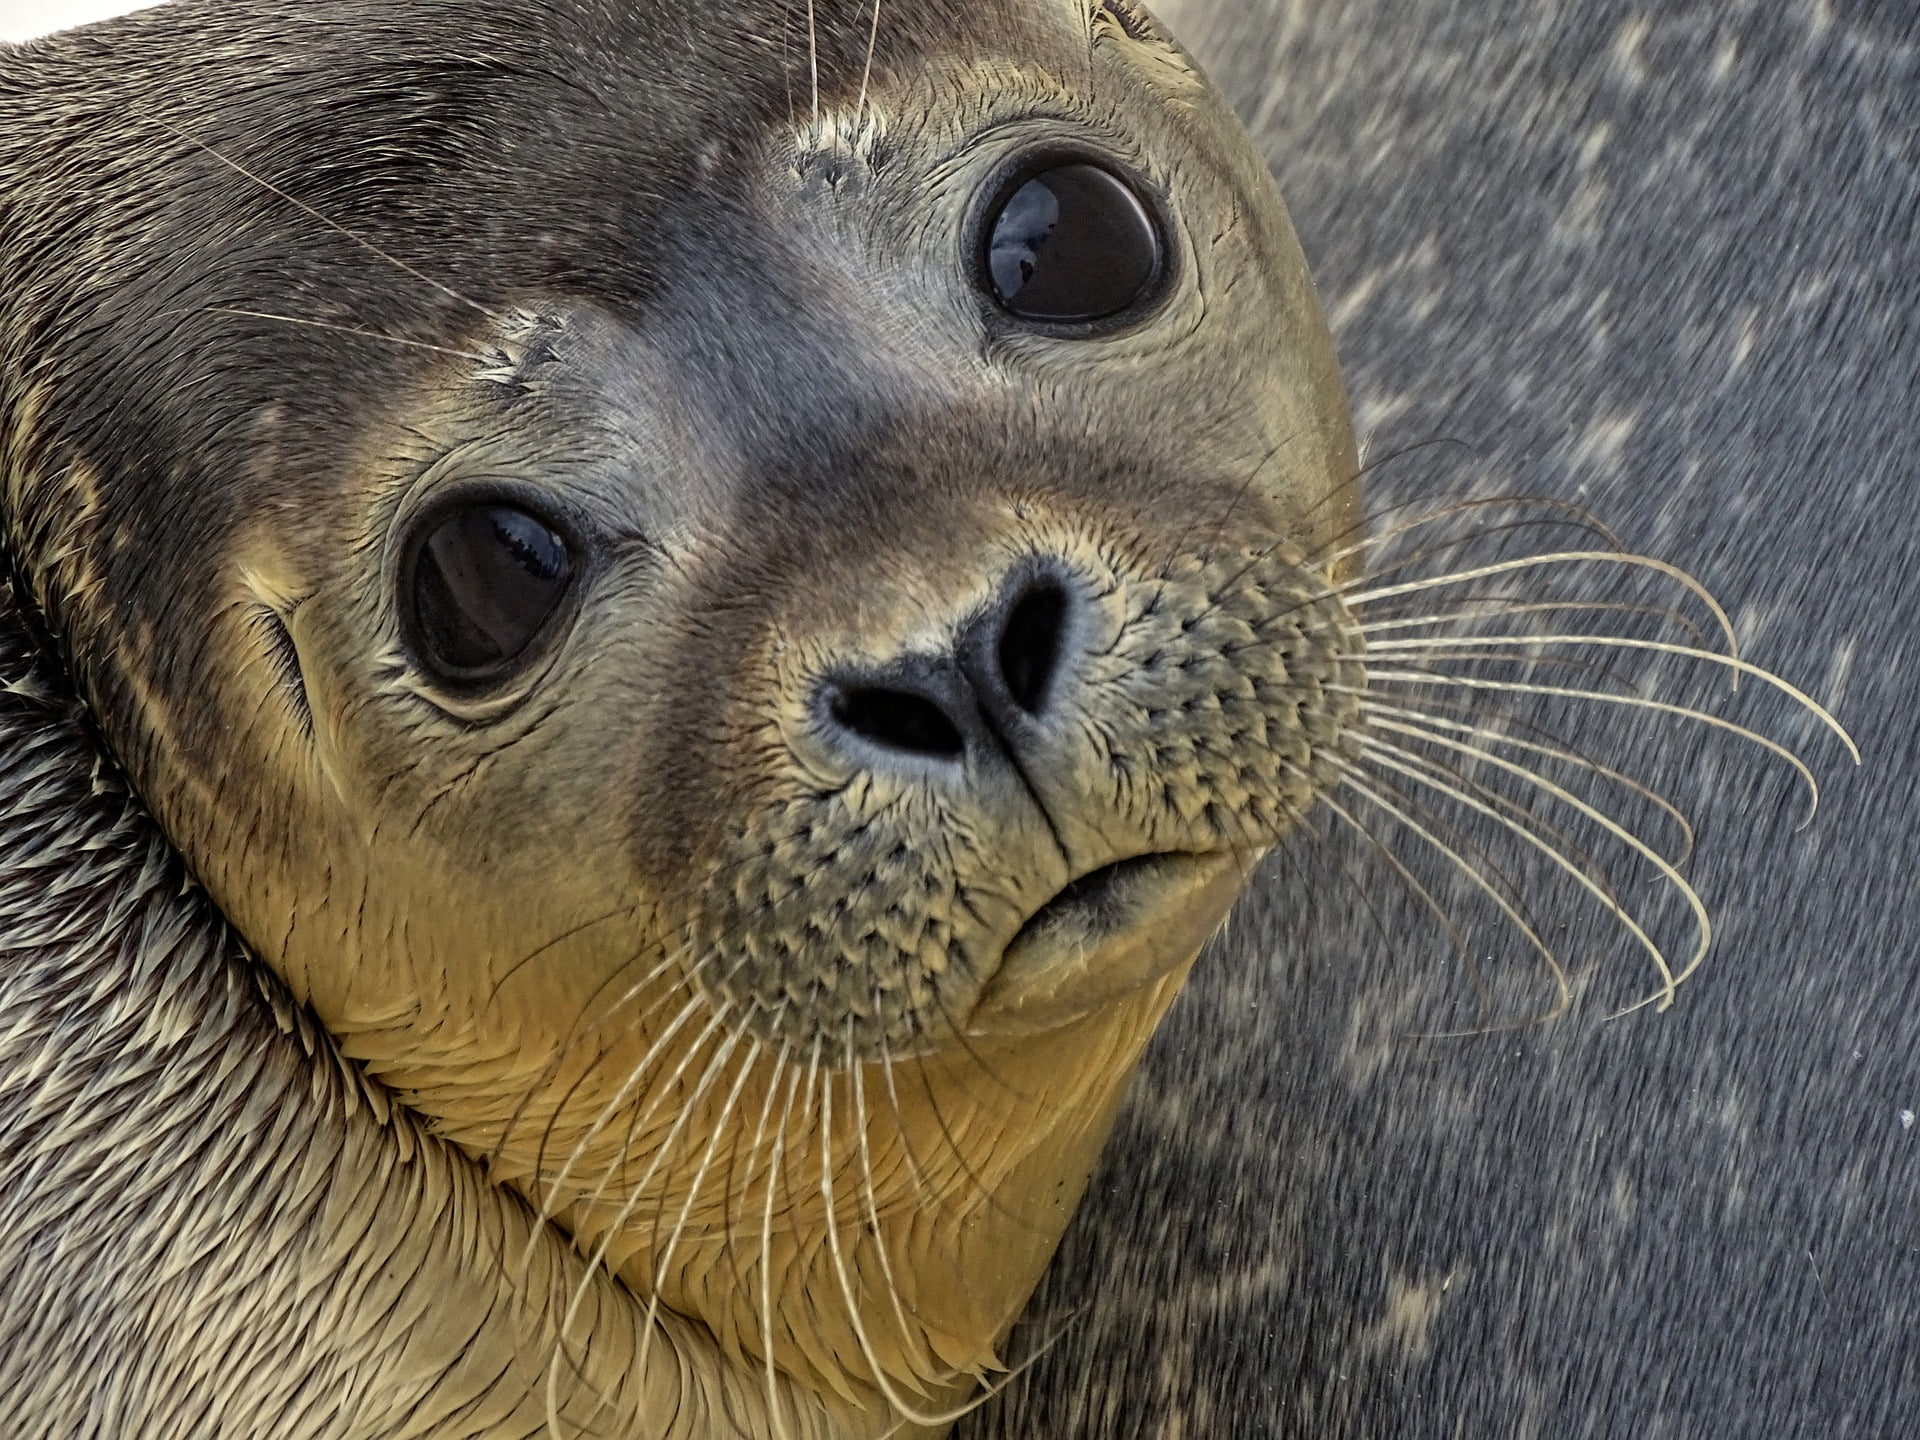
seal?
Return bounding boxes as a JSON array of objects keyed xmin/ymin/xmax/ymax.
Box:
[{"xmin": 0, "ymin": 1, "xmax": 1370, "ymax": 1433}]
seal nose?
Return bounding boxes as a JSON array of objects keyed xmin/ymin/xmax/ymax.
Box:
[
  {"xmin": 824, "ymin": 658, "xmax": 971, "ymax": 761},
  {"xmin": 816, "ymin": 566, "xmax": 1080, "ymax": 766},
  {"xmin": 962, "ymin": 570, "xmax": 1074, "ymax": 726}
]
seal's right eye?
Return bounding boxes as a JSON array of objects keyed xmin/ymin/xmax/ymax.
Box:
[{"xmin": 407, "ymin": 503, "xmax": 574, "ymax": 682}]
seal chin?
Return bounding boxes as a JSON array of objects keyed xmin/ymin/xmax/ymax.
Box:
[{"xmin": 964, "ymin": 849, "xmax": 1260, "ymax": 1038}]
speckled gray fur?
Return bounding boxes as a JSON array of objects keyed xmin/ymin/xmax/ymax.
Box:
[{"xmin": 963, "ymin": 2, "xmax": 1918, "ymax": 1436}]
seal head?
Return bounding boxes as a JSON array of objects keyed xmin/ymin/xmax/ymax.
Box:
[{"xmin": 0, "ymin": 0, "xmax": 1361, "ymax": 1423}]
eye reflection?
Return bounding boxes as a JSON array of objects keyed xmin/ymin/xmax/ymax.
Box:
[
  {"xmin": 409, "ymin": 503, "xmax": 573, "ymax": 681},
  {"xmin": 984, "ymin": 162, "xmax": 1164, "ymax": 324}
]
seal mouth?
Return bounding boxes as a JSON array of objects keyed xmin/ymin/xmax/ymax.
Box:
[
  {"xmin": 965, "ymin": 849, "xmax": 1257, "ymax": 1037},
  {"xmin": 1011, "ymin": 853, "xmax": 1185, "ymax": 947}
]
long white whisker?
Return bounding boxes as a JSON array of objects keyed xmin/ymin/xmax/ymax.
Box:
[
  {"xmin": 549, "ymin": 1017, "xmax": 750, "ymax": 1425},
  {"xmin": 517, "ymin": 971, "xmax": 708, "ymax": 1281},
  {"xmin": 202, "ymin": 307, "xmax": 493, "ymax": 361},
  {"xmin": 557, "ymin": 943, "xmax": 771, "ymax": 1228},
  {"xmin": 1357, "ymin": 731, "xmax": 1630, "ymax": 924},
  {"xmin": 1365, "ymin": 632, "xmax": 1857, "ymax": 759},
  {"xmin": 855, "ymin": 0, "xmax": 883, "ymax": 132},
  {"xmin": 1364, "ymin": 721, "xmax": 1720, "ymax": 1012},
  {"xmin": 521, "ymin": 936, "xmax": 714, "ymax": 1166},
  {"xmin": 1340, "ymin": 674, "xmax": 1830, "ymax": 826},
  {"xmin": 806, "ymin": 0, "xmax": 821, "ymax": 128},
  {"xmin": 761, "ymin": 1055, "xmax": 804, "ymax": 1440},
  {"xmin": 1358, "ymin": 648, "xmax": 1648, "ymax": 691},
  {"xmin": 1333, "ymin": 760, "xmax": 1570, "ymax": 1021},
  {"xmin": 822, "ymin": 1037, "xmax": 978, "ymax": 1426},
  {"xmin": 1355, "ymin": 735, "xmax": 1684, "ymax": 1011},
  {"xmin": 1360, "ymin": 597, "xmax": 1709, "ymax": 647},
  {"xmin": 1362, "ymin": 699, "xmax": 1696, "ymax": 864},
  {"xmin": 852, "ymin": 1054, "xmax": 936, "ymax": 1390},
  {"xmin": 142, "ymin": 114, "xmax": 504, "ymax": 322},
  {"xmin": 1344, "ymin": 552, "xmax": 1739, "ymax": 660},
  {"xmin": 632, "ymin": 1032, "xmax": 764, "ymax": 1397},
  {"xmin": 533, "ymin": 983, "xmax": 711, "ymax": 1239},
  {"xmin": 878, "ymin": 1041, "xmax": 939, "ymax": 1205}
]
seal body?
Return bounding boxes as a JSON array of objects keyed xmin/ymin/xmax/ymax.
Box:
[{"xmin": 1, "ymin": 1, "xmax": 1366, "ymax": 1433}]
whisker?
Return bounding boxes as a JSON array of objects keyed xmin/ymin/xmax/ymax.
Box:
[
  {"xmin": 1333, "ymin": 761, "xmax": 1570, "ymax": 1024},
  {"xmin": 522, "ymin": 958, "xmax": 693, "ymax": 1176},
  {"xmin": 806, "ymin": 0, "xmax": 821, "ymax": 128},
  {"xmin": 553, "ymin": 1017, "xmax": 751, "ymax": 1408},
  {"xmin": 1362, "ymin": 724, "xmax": 1722, "ymax": 1014},
  {"xmin": 851, "ymin": 1044, "xmax": 937, "ymax": 1390},
  {"xmin": 1355, "ymin": 735, "xmax": 1687, "ymax": 1012},
  {"xmin": 1360, "ymin": 597, "xmax": 1710, "ymax": 648},
  {"xmin": 1330, "ymin": 743, "xmax": 1550, "ymax": 936},
  {"xmin": 578, "ymin": 984, "xmax": 749, "ymax": 1222},
  {"xmin": 1155, "ymin": 428, "xmax": 1300, "ymax": 582},
  {"xmin": 1313, "ymin": 787, "xmax": 1482, "ymax": 992},
  {"xmin": 785, "ymin": 1038, "xmax": 866, "ymax": 1399},
  {"xmin": 877, "ymin": 1040, "xmax": 939, "ymax": 1207},
  {"xmin": 526, "ymin": 979, "xmax": 711, "ymax": 1251},
  {"xmin": 1363, "ymin": 699, "xmax": 1695, "ymax": 865},
  {"xmin": 1342, "ymin": 674, "xmax": 1830, "ymax": 826},
  {"xmin": 1355, "ymin": 728, "xmax": 1632, "ymax": 934},
  {"xmin": 632, "ymin": 1029, "xmax": 764, "ymax": 1404},
  {"xmin": 820, "ymin": 1054, "xmax": 953, "ymax": 1424},
  {"xmin": 1164, "ymin": 507, "xmax": 1629, "ymax": 653},
  {"xmin": 854, "ymin": 0, "xmax": 884, "ymax": 132},
  {"xmin": 137, "ymin": 113, "xmax": 503, "ymax": 322},
  {"xmin": 910, "ymin": 1045, "xmax": 1047, "ymax": 1235},
  {"xmin": 1363, "ymin": 647, "xmax": 1650, "ymax": 694},
  {"xmin": 486, "ymin": 904, "xmax": 633, "ymax": 1008},
  {"xmin": 929, "ymin": 983, "xmax": 1028, "ymax": 1102},
  {"xmin": 491, "ymin": 941, "xmax": 654, "ymax": 1173},
  {"xmin": 1366, "ymin": 633, "xmax": 1857, "ymax": 759},
  {"xmin": 761, "ymin": 1055, "xmax": 804, "ymax": 1440},
  {"xmin": 1265, "ymin": 802, "xmax": 1429, "ymax": 987},
  {"xmin": 201, "ymin": 307, "xmax": 493, "ymax": 362},
  {"xmin": 1312, "ymin": 498, "xmax": 1625, "ymax": 583},
  {"xmin": 546, "ymin": 936, "xmax": 769, "ymax": 1213},
  {"xmin": 1345, "ymin": 552, "xmax": 1738, "ymax": 659},
  {"xmin": 716, "ymin": 1036, "xmax": 785, "ymax": 1300}
]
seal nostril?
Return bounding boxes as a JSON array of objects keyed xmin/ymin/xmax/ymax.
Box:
[
  {"xmin": 997, "ymin": 581, "xmax": 1070, "ymax": 715},
  {"xmin": 829, "ymin": 686, "xmax": 967, "ymax": 760}
]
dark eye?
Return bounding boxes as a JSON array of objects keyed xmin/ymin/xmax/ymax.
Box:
[
  {"xmin": 982, "ymin": 161, "xmax": 1165, "ymax": 324},
  {"xmin": 408, "ymin": 503, "xmax": 574, "ymax": 681}
]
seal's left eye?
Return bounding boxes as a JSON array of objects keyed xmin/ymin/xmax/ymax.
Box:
[
  {"xmin": 983, "ymin": 162, "xmax": 1164, "ymax": 324},
  {"xmin": 408, "ymin": 503, "xmax": 573, "ymax": 681}
]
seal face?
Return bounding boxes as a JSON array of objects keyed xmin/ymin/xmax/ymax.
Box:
[{"xmin": 1, "ymin": 0, "xmax": 1362, "ymax": 1426}]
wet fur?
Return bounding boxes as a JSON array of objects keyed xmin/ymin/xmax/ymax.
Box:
[{"xmin": 0, "ymin": 583, "xmax": 826, "ymax": 1434}]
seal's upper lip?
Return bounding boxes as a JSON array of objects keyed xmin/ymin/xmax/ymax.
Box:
[{"xmin": 964, "ymin": 849, "xmax": 1256, "ymax": 1037}]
